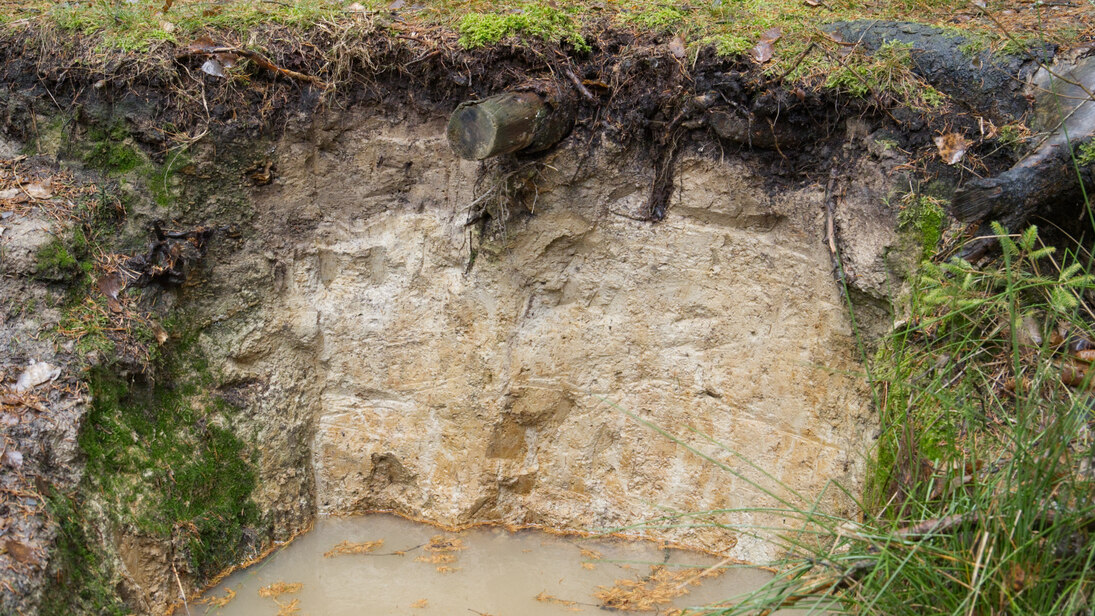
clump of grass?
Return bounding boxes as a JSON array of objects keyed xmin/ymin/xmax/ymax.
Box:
[
  {"xmin": 457, "ymin": 5, "xmax": 588, "ymax": 51},
  {"xmin": 823, "ymin": 40, "xmax": 947, "ymax": 109}
]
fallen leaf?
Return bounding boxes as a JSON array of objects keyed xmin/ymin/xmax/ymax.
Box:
[
  {"xmin": 0, "ymin": 188, "xmax": 21, "ymax": 200},
  {"xmin": 23, "ymin": 181, "xmax": 51, "ymax": 200},
  {"xmin": 934, "ymin": 133, "xmax": 971, "ymax": 165},
  {"xmin": 668, "ymin": 36, "xmax": 686, "ymax": 59},
  {"xmin": 752, "ymin": 40, "xmax": 775, "ymax": 63},
  {"xmin": 97, "ymin": 272, "xmax": 124, "ymax": 300},
  {"xmin": 1074, "ymin": 349, "xmax": 1095, "ymax": 363},
  {"xmin": 1060, "ymin": 361, "xmax": 1092, "ymax": 388},
  {"xmin": 187, "ymin": 36, "xmax": 221, "ymax": 55},
  {"xmin": 804, "ymin": 0, "xmax": 822, "ymax": 6},
  {"xmin": 151, "ymin": 321, "xmax": 170, "ymax": 345},
  {"xmin": 3, "ymin": 449, "xmax": 23, "ymax": 468},
  {"xmin": 14, "ymin": 361, "xmax": 60, "ymax": 393},
  {"xmin": 410, "ymin": 598, "xmax": 428, "ymax": 608},
  {"xmin": 4, "ymin": 539, "xmax": 35, "ymax": 564},
  {"xmin": 760, "ymin": 27, "xmax": 782, "ymax": 43},
  {"xmin": 201, "ymin": 58, "xmax": 226, "ymax": 78}
]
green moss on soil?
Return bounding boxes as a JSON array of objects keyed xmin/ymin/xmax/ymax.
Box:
[
  {"xmin": 897, "ymin": 193, "xmax": 946, "ymax": 260},
  {"xmin": 80, "ymin": 332, "xmax": 260, "ymax": 580},
  {"xmin": 457, "ymin": 5, "xmax": 588, "ymax": 50},
  {"xmin": 35, "ymin": 238, "xmax": 79, "ymax": 279},
  {"xmin": 83, "ymin": 122, "xmax": 144, "ymax": 175},
  {"xmin": 40, "ymin": 490, "xmax": 131, "ymax": 616}
]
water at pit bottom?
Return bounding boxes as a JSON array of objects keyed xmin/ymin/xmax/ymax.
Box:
[{"xmin": 197, "ymin": 514, "xmax": 775, "ymax": 615}]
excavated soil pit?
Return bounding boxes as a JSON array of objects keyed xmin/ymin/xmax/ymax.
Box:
[{"xmin": 198, "ymin": 514, "xmax": 774, "ymax": 616}]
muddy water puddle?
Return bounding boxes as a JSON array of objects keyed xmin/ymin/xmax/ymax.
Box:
[{"xmin": 198, "ymin": 514, "xmax": 773, "ymax": 615}]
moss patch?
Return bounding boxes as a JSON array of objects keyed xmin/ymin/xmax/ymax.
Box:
[
  {"xmin": 897, "ymin": 193, "xmax": 947, "ymax": 259},
  {"xmin": 1076, "ymin": 140, "xmax": 1095, "ymax": 166},
  {"xmin": 619, "ymin": 6, "xmax": 685, "ymax": 32},
  {"xmin": 79, "ymin": 334, "xmax": 260, "ymax": 579},
  {"xmin": 83, "ymin": 122, "xmax": 144, "ymax": 175},
  {"xmin": 35, "ymin": 237, "xmax": 79, "ymax": 279},
  {"xmin": 40, "ymin": 490, "xmax": 131, "ymax": 616},
  {"xmin": 457, "ymin": 5, "xmax": 588, "ymax": 50}
]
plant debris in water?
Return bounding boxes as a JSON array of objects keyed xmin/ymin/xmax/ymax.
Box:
[
  {"xmin": 594, "ymin": 565, "xmax": 723, "ymax": 612},
  {"xmin": 197, "ymin": 587, "xmax": 236, "ymax": 607},
  {"xmin": 274, "ymin": 598, "xmax": 301, "ymax": 616},
  {"xmin": 258, "ymin": 581, "xmax": 303, "ymax": 599},
  {"xmin": 322, "ymin": 539, "xmax": 384, "ymax": 557},
  {"xmin": 416, "ymin": 534, "xmax": 466, "ymax": 572}
]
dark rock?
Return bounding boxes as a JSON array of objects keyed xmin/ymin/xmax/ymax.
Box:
[{"xmin": 824, "ymin": 20, "xmax": 1053, "ymax": 122}]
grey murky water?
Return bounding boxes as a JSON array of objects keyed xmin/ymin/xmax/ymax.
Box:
[{"xmin": 196, "ymin": 514, "xmax": 773, "ymax": 615}]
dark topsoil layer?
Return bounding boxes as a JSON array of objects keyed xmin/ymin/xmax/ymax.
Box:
[{"xmin": 0, "ymin": 17, "xmax": 1058, "ymax": 221}]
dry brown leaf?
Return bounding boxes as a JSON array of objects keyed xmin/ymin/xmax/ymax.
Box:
[
  {"xmin": 4, "ymin": 539, "xmax": 36, "ymax": 564},
  {"xmin": 150, "ymin": 321, "xmax": 169, "ymax": 345},
  {"xmin": 435, "ymin": 565, "xmax": 458, "ymax": 574},
  {"xmin": 1073, "ymin": 349, "xmax": 1095, "ymax": 363},
  {"xmin": 752, "ymin": 40, "xmax": 775, "ymax": 63},
  {"xmin": 410, "ymin": 598, "xmax": 429, "ymax": 608},
  {"xmin": 324, "ymin": 539, "xmax": 383, "ymax": 557},
  {"xmin": 2, "ymin": 449, "xmax": 23, "ymax": 468},
  {"xmin": 97, "ymin": 272, "xmax": 124, "ymax": 300},
  {"xmin": 760, "ymin": 27, "xmax": 782, "ymax": 43},
  {"xmin": 581, "ymin": 562, "xmax": 596, "ymax": 570},
  {"xmin": 187, "ymin": 36, "xmax": 222, "ymax": 54},
  {"xmin": 201, "ymin": 58, "xmax": 226, "ymax": 78},
  {"xmin": 934, "ymin": 133, "xmax": 971, "ymax": 165},
  {"xmin": 668, "ymin": 36, "xmax": 686, "ymax": 59},
  {"xmin": 1060, "ymin": 360, "xmax": 1094, "ymax": 388},
  {"xmin": 258, "ymin": 582, "xmax": 303, "ymax": 599},
  {"xmin": 23, "ymin": 182, "xmax": 51, "ymax": 199}
]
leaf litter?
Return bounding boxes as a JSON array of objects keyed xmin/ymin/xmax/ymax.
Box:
[
  {"xmin": 258, "ymin": 581, "xmax": 303, "ymax": 599},
  {"xmin": 594, "ymin": 565, "xmax": 725, "ymax": 612},
  {"xmin": 323, "ymin": 538, "xmax": 383, "ymax": 557}
]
